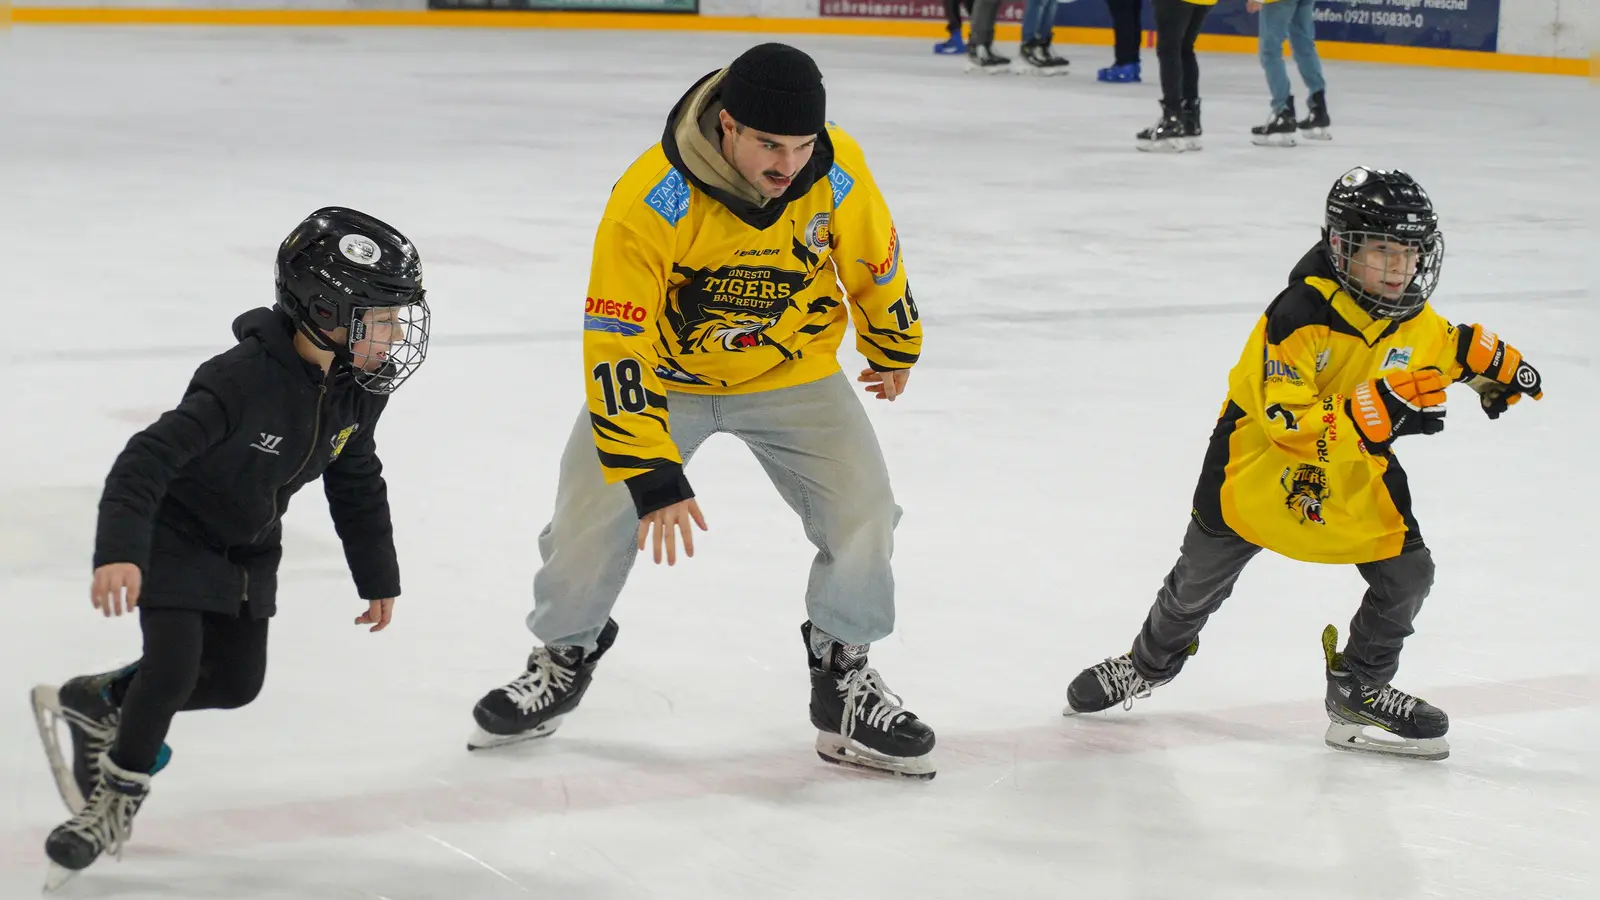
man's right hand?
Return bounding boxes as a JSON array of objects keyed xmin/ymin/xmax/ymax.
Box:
[
  {"xmin": 637, "ymin": 499, "xmax": 708, "ymax": 566},
  {"xmin": 92, "ymin": 563, "xmax": 142, "ymax": 617}
]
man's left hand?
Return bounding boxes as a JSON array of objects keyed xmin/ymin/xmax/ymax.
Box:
[{"xmin": 858, "ymin": 367, "xmax": 911, "ymax": 402}]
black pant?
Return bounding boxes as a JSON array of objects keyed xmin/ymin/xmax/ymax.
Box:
[
  {"xmin": 110, "ymin": 608, "xmax": 270, "ymax": 773},
  {"xmin": 945, "ymin": 0, "xmax": 974, "ymax": 35},
  {"xmin": 1153, "ymin": 0, "xmax": 1209, "ymax": 105},
  {"xmin": 1132, "ymin": 518, "xmax": 1435, "ymax": 686},
  {"xmin": 1106, "ymin": 0, "xmax": 1144, "ymax": 65}
]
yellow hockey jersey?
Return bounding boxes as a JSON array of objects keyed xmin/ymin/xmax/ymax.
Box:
[
  {"xmin": 582, "ymin": 70, "xmax": 920, "ymax": 486},
  {"xmin": 1191, "ymin": 247, "xmax": 1470, "ymax": 564}
]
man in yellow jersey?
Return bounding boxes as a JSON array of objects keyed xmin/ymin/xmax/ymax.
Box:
[
  {"xmin": 1065, "ymin": 167, "xmax": 1545, "ymax": 761},
  {"xmin": 469, "ymin": 44, "xmax": 935, "ymax": 778}
]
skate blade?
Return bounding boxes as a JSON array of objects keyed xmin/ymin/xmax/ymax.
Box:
[
  {"xmin": 465, "ymin": 718, "xmax": 562, "ymax": 751},
  {"xmin": 1136, "ymin": 140, "xmax": 1186, "ymax": 154},
  {"xmin": 1301, "ymin": 127, "xmax": 1332, "ymax": 141},
  {"xmin": 30, "ymin": 685, "xmax": 87, "ymax": 814},
  {"xmin": 44, "ymin": 862, "xmax": 80, "ymax": 892},
  {"xmin": 964, "ymin": 64, "xmax": 1013, "ymax": 76},
  {"xmin": 1011, "ymin": 63, "xmax": 1070, "ymax": 77},
  {"xmin": 1324, "ymin": 720, "xmax": 1449, "ymax": 761},
  {"xmin": 814, "ymin": 733, "xmax": 936, "ymax": 780},
  {"xmin": 1252, "ymin": 134, "xmax": 1297, "ymax": 147}
]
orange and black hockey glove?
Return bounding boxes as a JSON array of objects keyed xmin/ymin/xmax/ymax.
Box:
[
  {"xmin": 1454, "ymin": 323, "xmax": 1544, "ymax": 420},
  {"xmin": 1346, "ymin": 368, "xmax": 1448, "ymax": 453}
]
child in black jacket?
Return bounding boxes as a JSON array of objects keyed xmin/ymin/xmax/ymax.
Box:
[{"xmin": 31, "ymin": 207, "xmax": 430, "ymax": 888}]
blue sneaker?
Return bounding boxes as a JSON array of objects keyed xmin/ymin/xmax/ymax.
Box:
[
  {"xmin": 934, "ymin": 33, "xmax": 966, "ymax": 55},
  {"xmin": 1097, "ymin": 62, "xmax": 1141, "ymax": 83}
]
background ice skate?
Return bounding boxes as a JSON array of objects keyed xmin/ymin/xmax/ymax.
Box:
[{"xmin": 1, "ymin": 26, "xmax": 1592, "ymax": 900}]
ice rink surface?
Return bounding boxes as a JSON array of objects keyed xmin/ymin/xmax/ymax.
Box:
[{"xmin": 1, "ymin": 24, "xmax": 1593, "ymax": 900}]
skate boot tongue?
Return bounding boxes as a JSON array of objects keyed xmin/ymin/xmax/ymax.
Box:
[
  {"xmin": 543, "ymin": 643, "xmax": 584, "ymax": 669},
  {"xmin": 828, "ymin": 641, "xmax": 869, "ymax": 675}
]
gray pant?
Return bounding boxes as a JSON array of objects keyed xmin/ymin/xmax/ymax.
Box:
[
  {"xmin": 1132, "ymin": 518, "xmax": 1434, "ymax": 686},
  {"xmin": 970, "ymin": 0, "xmax": 1001, "ymax": 45},
  {"xmin": 528, "ymin": 372, "xmax": 901, "ymax": 651}
]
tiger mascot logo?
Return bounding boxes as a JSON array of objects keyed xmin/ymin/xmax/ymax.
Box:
[
  {"xmin": 1281, "ymin": 464, "xmax": 1329, "ymax": 525},
  {"xmin": 678, "ymin": 309, "xmax": 783, "ymax": 351}
]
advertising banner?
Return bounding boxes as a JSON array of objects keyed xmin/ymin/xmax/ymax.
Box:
[
  {"xmin": 429, "ymin": 0, "xmax": 699, "ymax": 12},
  {"xmin": 818, "ymin": 0, "xmax": 1500, "ymax": 53},
  {"xmin": 1206, "ymin": 0, "xmax": 1499, "ymax": 53}
]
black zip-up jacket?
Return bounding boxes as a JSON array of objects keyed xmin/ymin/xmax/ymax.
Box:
[{"xmin": 94, "ymin": 307, "xmax": 399, "ymax": 617}]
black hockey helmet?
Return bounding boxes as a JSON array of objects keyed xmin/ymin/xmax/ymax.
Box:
[
  {"xmin": 1323, "ymin": 166, "xmax": 1443, "ymax": 321},
  {"xmin": 275, "ymin": 207, "xmax": 430, "ymax": 394}
]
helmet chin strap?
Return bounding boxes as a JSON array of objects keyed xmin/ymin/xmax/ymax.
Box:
[{"xmin": 294, "ymin": 318, "xmax": 356, "ymax": 372}]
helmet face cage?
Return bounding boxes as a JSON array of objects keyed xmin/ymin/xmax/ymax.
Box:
[
  {"xmin": 1327, "ymin": 226, "xmax": 1444, "ymax": 321},
  {"xmin": 349, "ymin": 297, "xmax": 430, "ymax": 395}
]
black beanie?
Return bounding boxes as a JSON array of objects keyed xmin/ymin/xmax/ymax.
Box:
[{"xmin": 720, "ymin": 43, "xmax": 826, "ymax": 137}]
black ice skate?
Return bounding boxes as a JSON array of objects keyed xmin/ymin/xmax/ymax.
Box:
[
  {"xmin": 1298, "ymin": 90, "xmax": 1332, "ymax": 140},
  {"xmin": 966, "ymin": 43, "xmax": 1012, "ymax": 74},
  {"xmin": 1136, "ymin": 103, "xmax": 1188, "ymax": 152},
  {"xmin": 1064, "ymin": 652, "xmax": 1169, "ymax": 714},
  {"xmin": 31, "ymin": 666, "xmax": 169, "ymax": 814},
  {"xmin": 1321, "ymin": 625, "xmax": 1449, "ymax": 760},
  {"xmin": 467, "ymin": 618, "xmax": 619, "ymax": 751},
  {"xmin": 1180, "ymin": 98, "xmax": 1203, "ymax": 151},
  {"xmin": 803, "ymin": 621, "xmax": 936, "ymax": 779},
  {"xmin": 1251, "ymin": 97, "xmax": 1299, "ymax": 147},
  {"xmin": 1015, "ymin": 41, "xmax": 1070, "ymax": 76},
  {"xmin": 43, "ymin": 753, "xmax": 151, "ymax": 891}
]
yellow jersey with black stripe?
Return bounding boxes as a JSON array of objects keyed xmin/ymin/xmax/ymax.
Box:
[
  {"xmin": 1192, "ymin": 247, "xmax": 1470, "ymax": 564},
  {"xmin": 581, "ymin": 122, "xmax": 919, "ymax": 485}
]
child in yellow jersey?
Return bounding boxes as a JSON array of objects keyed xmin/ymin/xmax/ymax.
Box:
[
  {"xmin": 468, "ymin": 44, "xmax": 935, "ymax": 779},
  {"xmin": 1065, "ymin": 167, "xmax": 1545, "ymax": 760}
]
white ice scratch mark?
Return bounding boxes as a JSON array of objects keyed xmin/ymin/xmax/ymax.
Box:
[{"xmin": 405, "ymin": 825, "xmax": 531, "ymax": 894}]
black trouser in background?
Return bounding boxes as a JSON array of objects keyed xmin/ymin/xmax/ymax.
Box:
[
  {"xmin": 1131, "ymin": 518, "xmax": 1435, "ymax": 686},
  {"xmin": 945, "ymin": 0, "xmax": 974, "ymax": 36},
  {"xmin": 110, "ymin": 608, "xmax": 270, "ymax": 773},
  {"xmin": 1106, "ymin": 0, "xmax": 1145, "ymax": 65},
  {"xmin": 1152, "ymin": 0, "xmax": 1210, "ymax": 105}
]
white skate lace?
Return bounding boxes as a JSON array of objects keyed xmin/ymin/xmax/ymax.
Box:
[
  {"xmin": 837, "ymin": 667, "xmax": 908, "ymax": 738},
  {"xmin": 62, "ymin": 776, "xmax": 144, "ymax": 860},
  {"xmin": 1093, "ymin": 657, "xmax": 1157, "ymax": 711},
  {"xmin": 61, "ymin": 705, "xmax": 118, "ymax": 752},
  {"xmin": 1370, "ymin": 685, "xmax": 1420, "ymax": 720},
  {"xmin": 500, "ymin": 649, "xmax": 577, "ymax": 714},
  {"xmin": 58, "ymin": 703, "xmax": 119, "ymax": 794}
]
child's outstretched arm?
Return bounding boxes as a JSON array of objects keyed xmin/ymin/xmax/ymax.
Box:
[{"xmin": 94, "ymin": 387, "xmax": 234, "ymax": 614}]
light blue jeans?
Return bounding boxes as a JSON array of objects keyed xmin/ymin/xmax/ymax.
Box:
[
  {"xmin": 528, "ymin": 371, "xmax": 902, "ymax": 651},
  {"xmin": 1259, "ymin": 0, "xmax": 1327, "ymax": 112},
  {"xmin": 1023, "ymin": 0, "xmax": 1061, "ymax": 43}
]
